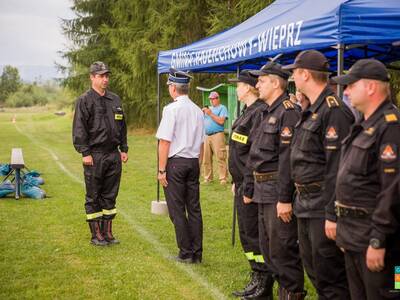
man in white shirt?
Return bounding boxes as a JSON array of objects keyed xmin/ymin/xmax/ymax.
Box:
[{"xmin": 156, "ymin": 68, "xmax": 205, "ymax": 264}]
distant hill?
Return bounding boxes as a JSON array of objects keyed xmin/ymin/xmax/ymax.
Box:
[{"xmin": 0, "ymin": 65, "xmax": 66, "ymax": 83}]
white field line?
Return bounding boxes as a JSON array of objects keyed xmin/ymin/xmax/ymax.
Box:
[{"xmin": 14, "ymin": 123, "xmax": 227, "ymax": 300}]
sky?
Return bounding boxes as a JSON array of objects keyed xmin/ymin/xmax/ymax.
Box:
[{"xmin": 0, "ymin": 0, "xmax": 75, "ymax": 67}]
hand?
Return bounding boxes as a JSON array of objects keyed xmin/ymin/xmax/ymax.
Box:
[
  {"xmin": 202, "ymin": 107, "xmax": 212, "ymax": 115},
  {"xmin": 277, "ymin": 202, "xmax": 293, "ymax": 223},
  {"xmin": 243, "ymin": 195, "xmax": 252, "ymax": 204},
  {"xmin": 158, "ymin": 172, "xmax": 168, "ymax": 187},
  {"xmin": 82, "ymin": 155, "xmax": 93, "ymax": 166},
  {"xmin": 231, "ymin": 183, "xmax": 235, "ymax": 196},
  {"xmin": 325, "ymin": 220, "xmax": 337, "ymax": 240},
  {"xmin": 120, "ymin": 152, "xmax": 128, "ymax": 163},
  {"xmin": 366, "ymin": 246, "xmax": 385, "ymax": 272}
]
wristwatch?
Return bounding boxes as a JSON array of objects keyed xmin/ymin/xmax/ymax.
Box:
[
  {"xmin": 369, "ymin": 238, "xmax": 384, "ymax": 249},
  {"xmin": 158, "ymin": 169, "xmax": 166, "ymax": 174}
]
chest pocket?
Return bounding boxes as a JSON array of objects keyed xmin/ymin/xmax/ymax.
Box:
[
  {"xmin": 298, "ymin": 118, "xmax": 323, "ymax": 153},
  {"xmin": 349, "ymin": 133, "xmax": 376, "ymax": 175},
  {"xmin": 259, "ymin": 123, "xmax": 278, "ymax": 151},
  {"xmin": 94, "ymin": 106, "xmax": 106, "ymax": 118}
]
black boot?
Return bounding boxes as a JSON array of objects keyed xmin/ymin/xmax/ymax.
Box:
[
  {"xmin": 88, "ymin": 221, "xmax": 108, "ymax": 246},
  {"xmin": 102, "ymin": 219, "xmax": 120, "ymax": 244},
  {"xmin": 242, "ymin": 273, "xmax": 274, "ymax": 300},
  {"xmin": 232, "ymin": 271, "xmax": 260, "ymax": 297},
  {"xmin": 278, "ymin": 286, "xmax": 307, "ymax": 300}
]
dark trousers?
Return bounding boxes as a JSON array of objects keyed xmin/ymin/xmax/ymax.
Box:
[
  {"xmin": 258, "ymin": 203, "xmax": 304, "ymax": 292},
  {"xmin": 298, "ymin": 218, "xmax": 349, "ymax": 299},
  {"xmin": 345, "ymin": 249, "xmax": 400, "ymax": 299},
  {"xmin": 83, "ymin": 151, "xmax": 121, "ymax": 221},
  {"xmin": 235, "ymin": 183, "xmax": 268, "ymax": 273},
  {"xmin": 164, "ymin": 157, "xmax": 203, "ymax": 260}
]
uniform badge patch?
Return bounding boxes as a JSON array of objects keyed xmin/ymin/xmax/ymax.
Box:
[
  {"xmin": 281, "ymin": 127, "xmax": 292, "ymax": 138},
  {"xmin": 268, "ymin": 117, "xmax": 277, "ymax": 124},
  {"xmin": 364, "ymin": 127, "xmax": 375, "ymax": 136},
  {"xmin": 380, "ymin": 144, "xmax": 397, "ymax": 162},
  {"xmin": 115, "ymin": 114, "xmax": 123, "ymax": 120},
  {"xmin": 311, "ymin": 113, "xmax": 318, "ymax": 120},
  {"xmin": 325, "ymin": 126, "xmax": 338, "ymax": 140},
  {"xmin": 231, "ymin": 132, "xmax": 248, "ymax": 144}
]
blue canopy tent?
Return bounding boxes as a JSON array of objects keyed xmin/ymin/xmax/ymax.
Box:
[{"xmin": 153, "ymin": 0, "xmax": 400, "ymax": 207}]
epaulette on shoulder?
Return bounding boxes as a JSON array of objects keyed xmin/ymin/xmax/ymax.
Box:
[
  {"xmin": 282, "ymin": 100, "xmax": 295, "ymax": 110},
  {"xmin": 384, "ymin": 110, "xmax": 399, "ymax": 124},
  {"xmin": 326, "ymin": 96, "xmax": 340, "ymax": 108}
]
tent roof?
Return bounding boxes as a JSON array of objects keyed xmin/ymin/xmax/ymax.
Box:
[{"xmin": 157, "ymin": 0, "xmax": 400, "ymax": 74}]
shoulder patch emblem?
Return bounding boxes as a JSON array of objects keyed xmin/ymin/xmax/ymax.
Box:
[
  {"xmin": 326, "ymin": 96, "xmax": 339, "ymax": 108},
  {"xmin": 268, "ymin": 116, "xmax": 277, "ymax": 124},
  {"xmin": 281, "ymin": 127, "xmax": 292, "ymax": 138},
  {"xmin": 326, "ymin": 126, "xmax": 338, "ymax": 140},
  {"xmin": 283, "ymin": 100, "xmax": 294, "ymax": 110},
  {"xmin": 385, "ymin": 113, "xmax": 398, "ymax": 123},
  {"xmin": 380, "ymin": 144, "xmax": 397, "ymax": 162}
]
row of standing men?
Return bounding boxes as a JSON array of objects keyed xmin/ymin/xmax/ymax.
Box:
[{"xmin": 156, "ymin": 49, "xmax": 400, "ymax": 300}]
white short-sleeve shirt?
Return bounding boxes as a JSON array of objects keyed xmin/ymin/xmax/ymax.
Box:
[{"xmin": 156, "ymin": 95, "xmax": 205, "ymax": 158}]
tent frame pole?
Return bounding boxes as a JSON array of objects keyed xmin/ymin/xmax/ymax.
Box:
[
  {"xmin": 157, "ymin": 73, "xmax": 161, "ymax": 202},
  {"xmin": 337, "ymin": 43, "xmax": 345, "ymax": 98}
]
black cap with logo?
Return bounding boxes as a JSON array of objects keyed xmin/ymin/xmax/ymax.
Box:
[
  {"xmin": 332, "ymin": 59, "xmax": 390, "ymax": 85},
  {"xmin": 249, "ymin": 62, "xmax": 291, "ymax": 80},
  {"xmin": 282, "ymin": 50, "xmax": 330, "ymax": 72},
  {"xmin": 228, "ymin": 70, "xmax": 258, "ymax": 87},
  {"xmin": 90, "ymin": 61, "xmax": 111, "ymax": 75}
]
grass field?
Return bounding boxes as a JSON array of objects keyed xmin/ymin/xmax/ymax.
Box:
[{"xmin": 0, "ymin": 108, "xmax": 316, "ymax": 299}]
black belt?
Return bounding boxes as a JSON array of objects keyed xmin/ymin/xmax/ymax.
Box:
[
  {"xmin": 335, "ymin": 201, "xmax": 373, "ymax": 218},
  {"xmin": 207, "ymin": 131, "xmax": 224, "ymax": 136},
  {"xmin": 294, "ymin": 181, "xmax": 322, "ymax": 194},
  {"xmin": 253, "ymin": 171, "xmax": 278, "ymax": 182}
]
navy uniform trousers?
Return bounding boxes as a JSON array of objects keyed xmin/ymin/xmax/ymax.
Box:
[{"xmin": 164, "ymin": 157, "xmax": 203, "ymax": 261}]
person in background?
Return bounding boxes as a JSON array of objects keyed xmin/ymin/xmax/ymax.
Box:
[{"xmin": 202, "ymin": 91, "xmax": 228, "ymax": 184}]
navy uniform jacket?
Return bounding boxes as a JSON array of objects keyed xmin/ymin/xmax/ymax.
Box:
[
  {"xmin": 247, "ymin": 93, "xmax": 300, "ymax": 203},
  {"xmin": 290, "ymin": 86, "xmax": 354, "ymax": 219},
  {"xmin": 228, "ymin": 99, "xmax": 267, "ymax": 195},
  {"xmin": 336, "ymin": 100, "xmax": 400, "ymax": 252},
  {"xmin": 73, "ymin": 88, "xmax": 128, "ymax": 156}
]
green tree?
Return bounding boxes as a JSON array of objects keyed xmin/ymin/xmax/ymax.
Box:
[{"xmin": 0, "ymin": 65, "xmax": 22, "ymax": 103}]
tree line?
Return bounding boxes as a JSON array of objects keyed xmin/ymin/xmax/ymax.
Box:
[{"xmin": 60, "ymin": 0, "xmax": 273, "ymax": 127}]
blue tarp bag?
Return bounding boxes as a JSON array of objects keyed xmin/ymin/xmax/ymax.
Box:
[
  {"xmin": 0, "ymin": 164, "xmax": 11, "ymax": 176},
  {"xmin": 23, "ymin": 171, "xmax": 44, "ymax": 186},
  {"xmin": 0, "ymin": 180, "xmax": 15, "ymax": 198},
  {"xmin": 21, "ymin": 182, "xmax": 46, "ymax": 199}
]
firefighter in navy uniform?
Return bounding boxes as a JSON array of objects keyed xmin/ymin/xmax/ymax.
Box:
[
  {"xmin": 247, "ymin": 62, "xmax": 305, "ymax": 300},
  {"xmin": 73, "ymin": 61, "xmax": 128, "ymax": 246},
  {"xmin": 282, "ymin": 50, "xmax": 354, "ymax": 299},
  {"xmin": 332, "ymin": 59, "xmax": 400, "ymax": 299},
  {"xmin": 228, "ymin": 70, "xmax": 271, "ymax": 298}
]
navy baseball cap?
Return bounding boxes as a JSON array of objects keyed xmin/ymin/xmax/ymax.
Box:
[
  {"xmin": 228, "ymin": 70, "xmax": 258, "ymax": 87},
  {"xmin": 332, "ymin": 59, "xmax": 390, "ymax": 85},
  {"xmin": 249, "ymin": 62, "xmax": 290, "ymax": 80}
]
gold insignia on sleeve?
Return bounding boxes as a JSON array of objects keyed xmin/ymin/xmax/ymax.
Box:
[
  {"xmin": 326, "ymin": 126, "xmax": 338, "ymax": 140},
  {"xmin": 380, "ymin": 144, "xmax": 397, "ymax": 162},
  {"xmin": 383, "ymin": 168, "xmax": 396, "ymax": 174},
  {"xmin": 281, "ymin": 127, "xmax": 292, "ymax": 138},
  {"xmin": 231, "ymin": 132, "xmax": 248, "ymax": 144},
  {"xmin": 326, "ymin": 96, "xmax": 339, "ymax": 108}
]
